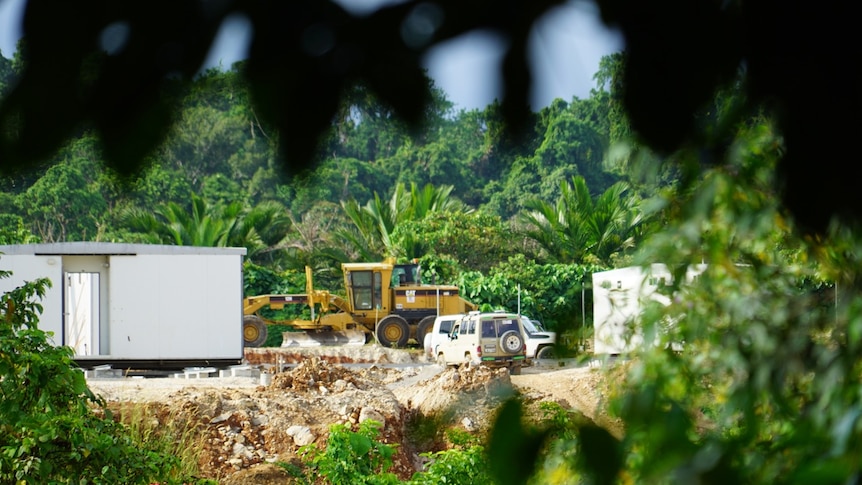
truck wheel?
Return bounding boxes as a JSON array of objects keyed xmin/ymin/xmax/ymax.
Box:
[
  {"xmin": 499, "ymin": 330, "xmax": 524, "ymax": 354},
  {"xmin": 436, "ymin": 352, "xmax": 447, "ymax": 366},
  {"xmin": 536, "ymin": 345, "xmax": 556, "ymax": 360},
  {"xmin": 375, "ymin": 315, "xmax": 410, "ymax": 347},
  {"xmin": 417, "ymin": 316, "xmax": 435, "ymax": 344},
  {"xmin": 510, "ymin": 365, "xmax": 522, "ymax": 375},
  {"xmin": 243, "ymin": 315, "xmax": 268, "ymax": 347}
]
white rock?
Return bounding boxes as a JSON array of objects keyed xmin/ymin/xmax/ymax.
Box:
[
  {"xmin": 210, "ymin": 412, "xmax": 232, "ymax": 424},
  {"xmin": 287, "ymin": 425, "xmax": 316, "ymax": 446},
  {"xmin": 358, "ymin": 407, "xmax": 386, "ymax": 427},
  {"xmin": 232, "ymin": 442, "xmax": 253, "ymax": 459},
  {"xmin": 462, "ymin": 417, "xmax": 475, "ymax": 431}
]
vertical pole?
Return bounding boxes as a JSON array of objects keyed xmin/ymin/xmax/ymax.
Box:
[{"xmin": 581, "ymin": 276, "xmax": 586, "ymax": 351}]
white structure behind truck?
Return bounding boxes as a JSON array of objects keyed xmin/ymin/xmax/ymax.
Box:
[
  {"xmin": 592, "ymin": 264, "xmax": 706, "ymax": 355},
  {"xmin": 0, "ymin": 242, "xmax": 247, "ymax": 369}
]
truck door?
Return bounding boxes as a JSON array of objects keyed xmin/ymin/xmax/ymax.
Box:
[{"xmin": 456, "ymin": 316, "xmax": 476, "ymax": 360}]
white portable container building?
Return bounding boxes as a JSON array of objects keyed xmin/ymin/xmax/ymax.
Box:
[
  {"xmin": 0, "ymin": 242, "xmax": 247, "ymax": 369},
  {"xmin": 592, "ymin": 264, "xmax": 706, "ymax": 355}
]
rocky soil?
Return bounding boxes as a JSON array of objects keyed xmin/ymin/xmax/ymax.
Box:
[{"xmin": 86, "ymin": 346, "xmax": 615, "ymax": 484}]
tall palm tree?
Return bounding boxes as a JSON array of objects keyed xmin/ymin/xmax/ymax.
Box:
[
  {"xmin": 520, "ymin": 175, "xmax": 645, "ymax": 266},
  {"xmin": 227, "ymin": 200, "xmax": 292, "ymax": 261},
  {"xmin": 340, "ymin": 197, "xmax": 387, "ymax": 262},
  {"xmin": 121, "ymin": 193, "xmax": 233, "ymax": 246},
  {"xmin": 120, "ymin": 193, "xmax": 292, "ymax": 261},
  {"xmin": 340, "ymin": 182, "xmax": 469, "ymax": 260},
  {"xmin": 588, "ymin": 181, "xmax": 643, "ymax": 263}
]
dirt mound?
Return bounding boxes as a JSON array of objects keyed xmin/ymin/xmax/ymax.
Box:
[
  {"xmin": 396, "ymin": 365, "xmax": 514, "ymax": 413},
  {"xmin": 510, "ymin": 364, "xmax": 625, "ymax": 438},
  {"xmin": 101, "ymin": 356, "xmax": 414, "ymax": 481},
  {"xmin": 270, "ymin": 357, "xmax": 368, "ymax": 392},
  {"xmin": 244, "ymin": 346, "xmax": 422, "ymax": 367},
  {"xmin": 90, "ymin": 348, "xmax": 611, "ymax": 482},
  {"xmin": 393, "ymin": 364, "xmax": 517, "ymax": 439},
  {"xmin": 218, "ymin": 463, "xmax": 295, "ymax": 485}
]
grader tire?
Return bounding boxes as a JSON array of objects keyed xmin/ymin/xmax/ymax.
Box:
[
  {"xmin": 375, "ymin": 315, "xmax": 410, "ymax": 348},
  {"xmin": 243, "ymin": 315, "xmax": 268, "ymax": 347},
  {"xmin": 416, "ymin": 316, "xmax": 436, "ymax": 345}
]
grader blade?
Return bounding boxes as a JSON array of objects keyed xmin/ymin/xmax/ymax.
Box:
[{"xmin": 280, "ymin": 330, "xmax": 367, "ymax": 347}]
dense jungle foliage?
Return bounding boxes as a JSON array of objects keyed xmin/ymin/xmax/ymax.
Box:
[
  {"xmin": 3, "ymin": 0, "xmax": 862, "ymax": 482},
  {"xmin": 0, "ymin": 51, "xmax": 640, "ymax": 336}
]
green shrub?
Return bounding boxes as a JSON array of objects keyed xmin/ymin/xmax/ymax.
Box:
[
  {"xmin": 300, "ymin": 420, "xmax": 399, "ymax": 485},
  {"xmin": 409, "ymin": 428, "xmax": 491, "ymax": 485},
  {"xmin": 0, "ymin": 274, "xmax": 194, "ymax": 484},
  {"xmin": 409, "ymin": 445, "xmax": 492, "ymax": 485}
]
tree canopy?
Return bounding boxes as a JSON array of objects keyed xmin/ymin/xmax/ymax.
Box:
[
  {"xmin": 3, "ymin": 2, "xmax": 862, "ymax": 483},
  {"xmin": 1, "ymin": 0, "xmax": 857, "ymax": 233}
]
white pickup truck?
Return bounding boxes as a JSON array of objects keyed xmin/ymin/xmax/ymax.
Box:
[
  {"xmin": 520, "ymin": 316, "xmax": 556, "ymax": 361},
  {"xmin": 423, "ymin": 314, "xmax": 463, "ymax": 361}
]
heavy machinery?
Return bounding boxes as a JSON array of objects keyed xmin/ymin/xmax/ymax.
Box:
[{"xmin": 242, "ymin": 258, "xmax": 478, "ymax": 348}]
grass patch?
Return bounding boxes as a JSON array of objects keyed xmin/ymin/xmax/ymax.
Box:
[{"xmin": 111, "ymin": 401, "xmax": 211, "ymax": 482}]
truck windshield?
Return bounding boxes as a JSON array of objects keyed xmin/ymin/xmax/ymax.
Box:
[{"xmin": 520, "ymin": 317, "xmax": 542, "ymax": 335}]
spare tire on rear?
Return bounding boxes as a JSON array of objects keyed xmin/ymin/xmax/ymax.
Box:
[{"xmin": 499, "ymin": 330, "xmax": 523, "ymax": 354}]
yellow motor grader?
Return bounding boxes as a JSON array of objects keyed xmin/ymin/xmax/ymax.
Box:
[{"xmin": 242, "ymin": 258, "xmax": 477, "ymax": 348}]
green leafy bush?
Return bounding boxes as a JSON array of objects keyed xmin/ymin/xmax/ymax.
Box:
[
  {"xmin": 299, "ymin": 420, "xmax": 399, "ymax": 485},
  {"xmin": 0, "ymin": 273, "xmax": 191, "ymax": 484},
  {"xmin": 458, "ymin": 255, "xmax": 603, "ymax": 338},
  {"xmin": 575, "ymin": 117, "xmax": 862, "ymax": 483},
  {"xmin": 410, "ymin": 444, "xmax": 492, "ymax": 485}
]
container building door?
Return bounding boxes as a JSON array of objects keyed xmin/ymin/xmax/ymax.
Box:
[{"xmin": 65, "ymin": 272, "xmax": 100, "ymax": 356}]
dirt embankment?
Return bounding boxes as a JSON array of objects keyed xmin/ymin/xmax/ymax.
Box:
[{"xmin": 87, "ymin": 347, "xmax": 614, "ymax": 483}]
